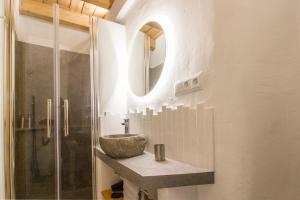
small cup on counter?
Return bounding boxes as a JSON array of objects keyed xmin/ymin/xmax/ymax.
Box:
[{"xmin": 154, "ymin": 144, "xmax": 165, "ymax": 161}]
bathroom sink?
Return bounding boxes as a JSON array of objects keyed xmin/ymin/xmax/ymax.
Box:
[{"xmin": 99, "ymin": 134, "xmax": 147, "ymax": 158}]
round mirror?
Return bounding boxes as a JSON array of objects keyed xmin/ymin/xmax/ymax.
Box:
[{"xmin": 128, "ymin": 21, "xmax": 166, "ymax": 96}]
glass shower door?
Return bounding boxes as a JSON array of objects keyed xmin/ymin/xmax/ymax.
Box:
[
  {"xmin": 58, "ymin": 7, "xmax": 92, "ymax": 200},
  {"xmin": 14, "ymin": 4, "xmax": 92, "ymax": 199},
  {"xmin": 14, "ymin": 13, "xmax": 56, "ymax": 200}
]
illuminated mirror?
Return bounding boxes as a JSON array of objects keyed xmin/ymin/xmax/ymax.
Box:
[{"xmin": 128, "ymin": 21, "xmax": 166, "ymax": 96}]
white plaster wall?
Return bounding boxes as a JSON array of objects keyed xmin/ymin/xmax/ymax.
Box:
[
  {"xmin": 123, "ymin": 0, "xmax": 213, "ymax": 111},
  {"xmin": 116, "ymin": 0, "xmax": 213, "ymax": 199},
  {"xmin": 96, "ymin": 20, "xmax": 128, "ymax": 198},
  {"xmin": 114, "ymin": 0, "xmax": 300, "ymax": 200},
  {"xmin": 197, "ymin": 0, "xmax": 300, "ymax": 200},
  {"xmin": 97, "ymin": 19, "xmax": 127, "ymax": 114}
]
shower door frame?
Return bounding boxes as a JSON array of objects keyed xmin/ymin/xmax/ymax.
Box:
[
  {"xmin": 89, "ymin": 16, "xmax": 100, "ymax": 200},
  {"xmin": 4, "ymin": 2, "xmax": 98, "ymax": 199},
  {"xmin": 53, "ymin": 4, "xmax": 61, "ymax": 199},
  {"xmin": 4, "ymin": 0, "xmax": 15, "ymax": 198}
]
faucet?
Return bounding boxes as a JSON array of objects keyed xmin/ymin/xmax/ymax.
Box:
[{"xmin": 121, "ymin": 118, "xmax": 129, "ymax": 134}]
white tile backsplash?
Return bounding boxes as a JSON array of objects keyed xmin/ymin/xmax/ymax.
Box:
[
  {"xmin": 101, "ymin": 103, "xmax": 215, "ymax": 170},
  {"xmin": 98, "ymin": 104, "xmax": 215, "ymax": 200}
]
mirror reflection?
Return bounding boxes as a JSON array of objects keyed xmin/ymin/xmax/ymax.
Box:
[{"xmin": 129, "ymin": 22, "xmax": 166, "ymax": 96}]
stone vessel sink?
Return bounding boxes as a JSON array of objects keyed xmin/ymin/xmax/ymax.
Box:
[{"xmin": 99, "ymin": 134, "xmax": 147, "ymax": 158}]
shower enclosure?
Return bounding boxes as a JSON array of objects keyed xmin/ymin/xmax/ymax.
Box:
[{"xmin": 13, "ymin": 4, "xmax": 94, "ymax": 199}]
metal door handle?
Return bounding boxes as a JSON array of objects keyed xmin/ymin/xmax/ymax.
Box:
[
  {"xmin": 64, "ymin": 99, "xmax": 69, "ymax": 137},
  {"xmin": 47, "ymin": 99, "xmax": 52, "ymax": 138}
]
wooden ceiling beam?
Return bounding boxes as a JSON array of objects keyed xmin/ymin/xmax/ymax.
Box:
[
  {"xmin": 81, "ymin": 2, "xmax": 97, "ymax": 16},
  {"xmin": 58, "ymin": 0, "xmax": 71, "ymax": 9},
  {"xmin": 82, "ymin": 0, "xmax": 113, "ymax": 9},
  {"xmin": 140, "ymin": 23, "xmax": 164, "ymax": 51},
  {"xmin": 20, "ymin": 0, "xmax": 89, "ymax": 31},
  {"xmin": 69, "ymin": 0, "xmax": 84, "ymax": 12}
]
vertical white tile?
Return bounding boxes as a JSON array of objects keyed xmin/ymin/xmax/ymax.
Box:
[
  {"xmin": 177, "ymin": 106, "xmax": 185, "ymax": 162},
  {"xmin": 161, "ymin": 106, "xmax": 167, "ymax": 146},
  {"xmin": 121, "ymin": 104, "xmax": 214, "ymax": 170},
  {"xmin": 204, "ymin": 107, "xmax": 215, "ymax": 170},
  {"xmin": 151, "ymin": 112, "xmax": 156, "ymax": 152},
  {"xmin": 165, "ymin": 107, "xmax": 173, "ymax": 159},
  {"xmin": 133, "ymin": 112, "xmax": 138, "ymax": 134},
  {"xmin": 144, "ymin": 109, "xmax": 149, "ymax": 151},
  {"xmin": 148, "ymin": 108, "xmax": 154, "ymax": 153},
  {"xmin": 138, "ymin": 112, "xmax": 144, "ymax": 134},
  {"xmin": 173, "ymin": 106, "xmax": 180, "ymax": 160},
  {"xmin": 150, "ymin": 109, "xmax": 155, "ymax": 153},
  {"xmin": 196, "ymin": 103, "xmax": 205, "ymax": 167},
  {"xmin": 181, "ymin": 106, "xmax": 189, "ymax": 163},
  {"xmin": 156, "ymin": 110, "xmax": 162, "ymax": 144},
  {"xmin": 187, "ymin": 108, "xmax": 197, "ymax": 166}
]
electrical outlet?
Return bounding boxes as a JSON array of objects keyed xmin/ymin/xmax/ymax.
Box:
[{"xmin": 175, "ymin": 71, "xmax": 204, "ymax": 96}]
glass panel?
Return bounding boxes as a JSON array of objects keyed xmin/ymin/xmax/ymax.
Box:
[
  {"xmin": 59, "ymin": 14, "xmax": 92, "ymax": 199},
  {"xmin": 14, "ymin": 7, "xmax": 55, "ymax": 199}
]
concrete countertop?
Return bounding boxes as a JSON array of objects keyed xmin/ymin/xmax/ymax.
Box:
[{"xmin": 95, "ymin": 147, "xmax": 214, "ymax": 199}]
